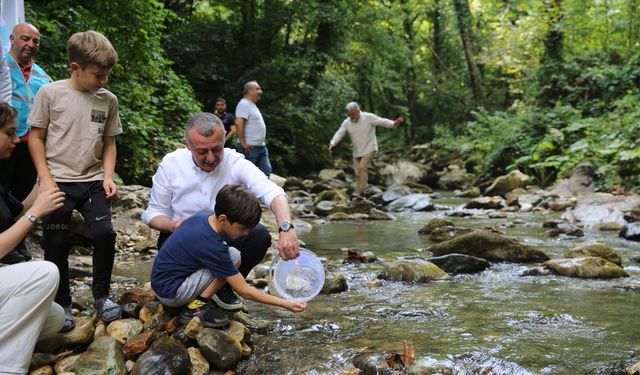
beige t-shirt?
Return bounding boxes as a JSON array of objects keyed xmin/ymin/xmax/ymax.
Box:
[{"xmin": 28, "ymin": 79, "xmax": 122, "ymax": 182}]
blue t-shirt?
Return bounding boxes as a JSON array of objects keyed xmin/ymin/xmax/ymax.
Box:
[{"xmin": 151, "ymin": 212, "xmax": 239, "ymax": 298}]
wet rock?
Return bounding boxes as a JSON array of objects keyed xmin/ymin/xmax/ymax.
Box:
[
  {"xmin": 310, "ymin": 182, "xmax": 333, "ymax": 194},
  {"xmin": 121, "ymin": 303, "xmax": 142, "ymax": 319},
  {"xmin": 484, "ymin": 170, "xmax": 530, "ymax": 197},
  {"xmin": 464, "ymin": 196, "xmax": 506, "ymax": 210},
  {"xmin": 187, "ymin": 347, "xmax": 209, "ymax": 375},
  {"xmin": 75, "ymin": 336, "xmax": 126, "ymax": 375},
  {"xmin": 318, "ymin": 168, "xmax": 345, "ymax": 181},
  {"xmin": 184, "ymin": 316, "xmax": 204, "ymax": 339},
  {"xmin": 622, "ymin": 283, "xmax": 640, "ymax": 292},
  {"xmin": 418, "ymin": 218, "xmax": 454, "ymax": 235},
  {"xmin": 620, "ymin": 222, "xmax": 640, "ymax": 241},
  {"xmin": 386, "ymin": 194, "xmax": 434, "ymax": 212},
  {"xmin": 565, "ymin": 242, "xmax": 622, "ymax": 266},
  {"xmin": 368, "ymin": 208, "xmax": 395, "ymax": 220},
  {"xmin": 171, "ymin": 326, "xmax": 197, "ymax": 348},
  {"xmin": 122, "ymin": 330, "xmax": 155, "ymax": 357},
  {"xmin": 427, "ymin": 226, "xmax": 476, "ymax": 242},
  {"xmin": 562, "ymin": 193, "xmax": 640, "ymax": 228},
  {"xmin": 107, "ymin": 318, "xmax": 143, "ymax": 344},
  {"xmin": 520, "ymin": 266, "xmax": 552, "ymax": 276},
  {"xmin": 544, "ymin": 257, "xmax": 629, "ymax": 278},
  {"xmin": 231, "ymin": 311, "xmax": 273, "ymax": 333},
  {"xmin": 544, "ymin": 224, "xmax": 584, "ymax": 237},
  {"xmin": 347, "ymin": 197, "xmax": 375, "ymax": 214},
  {"xmin": 548, "ymin": 162, "xmax": 595, "ymax": 197},
  {"xmin": 314, "ymin": 200, "xmax": 348, "ymax": 216},
  {"xmin": 382, "ymin": 185, "xmax": 413, "ymax": 202},
  {"xmin": 30, "ymin": 365, "xmax": 53, "ymax": 375},
  {"xmin": 130, "ymin": 336, "xmax": 190, "ymax": 375},
  {"xmin": 283, "ymin": 176, "xmax": 305, "ymax": 190},
  {"xmin": 119, "ymin": 288, "xmax": 156, "ymax": 306},
  {"xmin": 597, "ymin": 222, "xmax": 624, "ymax": 231},
  {"xmin": 628, "ymin": 360, "xmax": 640, "ymax": 375},
  {"xmin": 36, "ymin": 315, "xmax": 96, "ymax": 353},
  {"xmin": 426, "ymin": 253, "xmax": 491, "ymax": 274},
  {"xmin": 381, "ymin": 259, "xmax": 451, "ymax": 282},
  {"xmin": 361, "ymin": 185, "xmax": 384, "ymax": 198},
  {"xmin": 139, "ymin": 301, "xmax": 162, "ymax": 324},
  {"xmin": 321, "ymin": 272, "xmax": 348, "ymax": 294},
  {"xmin": 225, "ymin": 320, "xmax": 251, "ymax": 349},
  {"xmin": 547, "ymin": 196, "xmax": 578, "ymax": 211},
  {"xmin": 408, "ymin": 365, "xmax": 454, "ymax": 375},
  {"xmin": 352, "ymin": 351, "xmax": 384, "ymax": 374},
  {"xmin": 315, "ymin": 189, "xmax": 347, "ymax": 203},
  {"xmin": 197, "ymin": 328, "xmax": 243, "ymax": 370},
  {"xmin": 542, "ymin": 219, "xmax": 564, "ymax": 228},
  {"xmin": 54, "ymin": 354, "xmax": 81, "ymax": 374},
  {"xmin": 437, "ymin": 165, "xmax": 473, "ymax": 190},
  {"xmin": 327, "ymin": 212, "xmax": 352, "ymax": 221},
  {"xmin": 446, "ymin": 210, "xmax": 473, "ymax": 218},
  {"xmin": 488, "ymin": 211, "xmax": 508, "ymax": 219},
  {"xmin": 428, "ymin": 230, "xmax": 549, "ymax": 263},
  {"xmin": 454, "ymin": 187, "xmax": 481, "ymax": 198}
]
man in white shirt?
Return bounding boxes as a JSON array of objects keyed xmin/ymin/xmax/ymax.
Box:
[
  {"xmin": 235, "ymin": 81, "xmax": 271, "ymax": 176},
  {"xmin": 142, "ymin": 112, "xmax": 299, "ymax": 310},
  {"xmin": 328, "ymin": 102, "xmax": 404, "ymax": 191}
]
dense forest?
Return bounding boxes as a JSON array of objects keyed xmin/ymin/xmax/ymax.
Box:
[{"xmin": 27, "ymin": 0, "xmax": 640, "ymax": 191}]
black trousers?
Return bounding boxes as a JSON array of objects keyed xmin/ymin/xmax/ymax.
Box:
[
  {"xmin": 43, "ymin": 181, "xmax": 116, "ymax": 306},
  {"xmin": 0, "ymin": 141, "xmax": 37, "ymax": 201},
  {"xmin": 157, "ymin": 223, "xmax": 272, "ymax": 278}
]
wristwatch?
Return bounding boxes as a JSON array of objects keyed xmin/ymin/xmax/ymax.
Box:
[
  {"xmin": 278, "ymin": 222, "xmax": 294, "ymax": 233},
  {"xmin": 24, "ymin": 213, "xmax": 38, "ymax": 223}
]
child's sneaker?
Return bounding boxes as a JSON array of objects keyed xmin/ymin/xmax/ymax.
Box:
[
  {"xmin": 179, "ymin": 304, "xmax": 228, "ymax": 328},
  {"xmin": 212, "ymin": 284, "xmax": 243, "ymax": 310},
  {"xmin": 95, "ymin": 297, "xmax": 122, "ymax": 322}
]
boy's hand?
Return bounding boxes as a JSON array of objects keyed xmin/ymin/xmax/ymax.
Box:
[
  {"xmin": 104, "ymin": 179, "xmax": 118, "ymax": 199},
  {"xmin": 284, "ymin": 300, "xmax": 307, "ymax": 312},
  {"xmin": 38, "ymin": 178, "xmax": 58, "ymax": 194}
]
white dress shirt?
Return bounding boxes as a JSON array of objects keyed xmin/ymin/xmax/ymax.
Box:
[{"xmin": 141, "ymin": 148, "xmax": 285, "ymax": 224}]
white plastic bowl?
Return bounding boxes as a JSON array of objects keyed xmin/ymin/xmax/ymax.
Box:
[{"xmin": 269, "ymin": 249, "xmax": 325, "ymax": 302}]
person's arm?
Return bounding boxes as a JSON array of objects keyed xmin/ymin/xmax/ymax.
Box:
[
  {"xmin": 141, "ymin": 162, "xmax": 187, "ymax": 233},
  {"xmin": 235, "ymin": 116, "xmax": 250, "ymax": 155},
  {"xmin": 102, "ymin": 135, "xmax": 118, "ymax": 199},
  {"xmin": 225, "ymin": 124, "xmax": 237, "ymax": 143},
  {"xmin": 328, "ymin": 121, "xmax": 348, "ymax": 153},
  {"xmin": 370, "ymin": 113, "xmax": 403, "ymax": 129},
  {"xmin": 226, "ymin": 273, "xmax": 306, "ymax": 312},
  {"xmin": 0, "ymin": 187, "xmax": 65, "ymax": 258},
  {"xmin": 28, "ymin": 127, "xmax": 56, "ymax": 192},
  {"xmin": 270, "ymin": 194, "xmax": 300, "ymax": 260}
]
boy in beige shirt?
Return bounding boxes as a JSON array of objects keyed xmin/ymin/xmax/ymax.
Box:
[{"xmin": 28, "ymin": 30, "xmax": 122, "ymax": 332}]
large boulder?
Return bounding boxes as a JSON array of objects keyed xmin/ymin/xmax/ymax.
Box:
[
  {"xmin": 426, "ymin": 253, "xmax": 491, "ymax": 274},
  {"xmin": 564, "ymin": 242, "xmax": 622, "ymax": 266},
  {"xmin": 427, "ymin": 230, "xmax": 549, "ymax": 263},
  {"xmin": 548, "ymin": 162, "xmax": 595, "ymax": 197},
  {"xmin": 381, "ymin": 259, "xmax": 451, "ymax": 282},
  {"xmin": 76, "ymin": 336, "xmax": 127, "ymax": 375},
  {"xmin": 379, "ymin": 161, "xmax": 426, "ymax": 186},
  {"xmin": 386, "ymin": 194, "xmax": 434, "ymax": 212},
  {"xmin": 544, "ymin": 257, "xmax": 629, "ymax": 279},
  {"xmin": 483, "ymin": 170, "xmax": 531, "ymax": 197},
  {"xmin": 197, "ymin": 328, "xmax": 243, "ymax": 370},
  {"xmin": 437, "ymin": 165, "xmax": 474, "ymax": 190},
  {"xmin": 620, "ymin": 222, "xmax": 640, "ymax": 241},
  {"xmin": 130, "ymin": 336, "xmax": 190, "ymax": 375},
  {"xmin": 562, "ymin": 193, "xmax": 640, "ymax": 228}
]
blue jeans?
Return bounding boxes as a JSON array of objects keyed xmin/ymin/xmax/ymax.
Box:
[{"xmin": 240, "ymin": 145, "xmax": 272, "ymax": 176}]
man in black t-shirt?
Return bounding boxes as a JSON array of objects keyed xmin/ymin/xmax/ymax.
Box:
[{"xmin": 214, "ymin": 97, "xmax": 237, "ymax": 149}]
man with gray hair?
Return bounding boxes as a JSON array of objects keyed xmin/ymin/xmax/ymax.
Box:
[
  {"xmin": 142, "ymin": 112, "xmax": 300, "ymax": 311},
  {"xmin": 234, "ymin": 81, "xmax": 272, "ymax": 176},
  {"xmin": 328, "ymin": 102, "xmax": 404, "ymax": 192}
]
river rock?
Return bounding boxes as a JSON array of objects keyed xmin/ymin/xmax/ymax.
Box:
[
  {"xmin": 368, "ymin": 208, "xmax": 395, "ymax": 220},
  {"xmin": 381, "ymin": 259, "xmax": 450, "ymax": 282},
  {"xmin": 382, "ymin": 185, "xmax": 413, "ymax": 202},
  {"xmin": 484, "ymin": 170, "xmax": 531, "ymax": 197},
  {"xmin": 36, "ymin": 315, "xmax": 96, "ymax": 353},
  {"xmin": 315, "ymin": 189, "xmax": 347, "ymax": 203},
  {"xmin": 75, "ymin": 336, "xmax": 126, "ymax": 375},
  {"xmin": 30, "ymin": 366, "xmax": 53, "ymax": 375},
  {"xmin": 54, "ymin": 354, "xmax": 81, "ymax": 374},
  {"xmin": 544, "ymin": 257, "xmax": 629, "ymax": 278},
  {"xmin": 122, "ymin": 330, "xmax": 155, "ymax": 357},
  {"xmin": 379, "ymin": 161, "xmax": 426, "ymax": 186},
  {"xmin": 187, "ymin": 347, "xmax": 209, "ymax": 375},
  {"xmin": 130, "ymin": 336, "xmax": 190, "ymax": 375},
  {"xmin": 565, "ymin": 243, "xmax": 622, "ymax": 266},
  {"xmin": 544, "ymin": 223, "xmax": 584, "ymax": 237},
  {"xmin": 107, "ymin": 318, "xmax": 143, "ymax": 344},
  {"xmin": 119, "ymin": 288, "xmax": 156, "ymax": 306},
  {"xmin": 197, "ymin": 328, "xmax": 243, "ymax": 370},
  {"xmin": 548, "ymin": 162, "xmax": 595, "ymax": 197},
  {"xmin": 418, "ymin": 218, "xmax": 454, "ymax": 234},
  {"xmin": 464, "ymin": 196, "xmax": 506, "ymax": 210},
  {"xmin": 426, "ymin": 253, "xmax": 491, "ymax": 274},
  {"xmin": 283, "ymin": 176, "xmax": 305, "ymax": 190},
  {"xmin": 437, "ymin": 165, "xmax": 473, "ymax": 190},
  {"xmin": 321, "ymin": 271, "xmax": 348, "ymax": 294},
  {"xmin": 427, "ymin": 230, "xmax": 549, "ymax": 263},
  {"xmin": 620, "ymin": 222, "xmax": 640, "ymax": 241},
  {"xmin": 120, "ymin": 303, "xmax": 142, "ymax": 319},
  {"xmin": 547, "ymin": 196, "xmax": 578, "ymax": 211},
  {"xmin": 318, "ymin": 168, "xmax": 345, "ymax": 181},
  {"xmin": 428, "ymin": 226, "xmax": 476, "ymax": 242},
  {"xmin": 454, "ymin": 186, "xmax": 481, "ymax": 198},
  {"xmin": 386, "ymin": 194, "xmax": 434, "ymax": 212},
  {"xmin": 226, "ymin": 320, "xmax": 251, "ymax": 349},
  {"xmin": 347, "ymin": 198, "xmax": 375, "ymax": 214},
  {"xmin": 327, "ymin": 212, "xmax": 352, "ymax": 220},
  {"xmin": 562, "ymin": 193, "xmax": 640, "ymax": 228},
  {"xmin": 314, "ymin": 200, "xmax": 348, "ymax": 216}
]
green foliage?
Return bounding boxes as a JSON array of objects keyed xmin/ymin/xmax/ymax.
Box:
[{"xmin": 27, "ymin": 0, "xmax": 201, "ymax": 185}]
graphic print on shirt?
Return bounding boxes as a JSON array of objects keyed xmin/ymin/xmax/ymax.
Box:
[{"xmin": 90, "ymin": 106, "xmax": 108, "ymax": 135}]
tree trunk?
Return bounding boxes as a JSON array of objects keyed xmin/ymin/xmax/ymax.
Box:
[
  {"xmin": 630, "ymin": 0, "xmax": 639, "ymax": 49},
  {"xmin": 429, "ymin": 0, "xmax": 444, "ymax": 75},
  {"xmin": 402, "ymin": 1, "xmax": 418, "ymax": 144},
  {"xmin": 452, "ymin": 0, "xmax": 485, "ymax": 108}
]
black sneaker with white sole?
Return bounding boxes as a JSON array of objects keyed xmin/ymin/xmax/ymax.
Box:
[
  {"xmin": 178, "ymin": 304, "xmax": 229, "ymax": 328},
  {"xmin": 212, "ymin": 284, "xmax": 243, "ymax": 310}
]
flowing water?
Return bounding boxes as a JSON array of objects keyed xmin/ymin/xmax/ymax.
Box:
[{"xmin": 234, "ymin": 194, "xmax": 640, "ymax": 374}]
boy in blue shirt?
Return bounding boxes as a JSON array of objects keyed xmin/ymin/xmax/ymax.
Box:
[{"xmin": 151, "ymin": 184, "xmax": 307, "ymax": 327}]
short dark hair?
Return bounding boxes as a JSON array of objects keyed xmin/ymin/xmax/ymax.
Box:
[
  {"xmin": 0, "ymin": 102, "xmax": 18, "ymax": 128},
  {"xmin": 215, "ymin": 184, "xmax": 262, "ymax": 228},
  {"xmin": 215, "ymin": 97, "xmax": 226, "ymax": 104}
]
